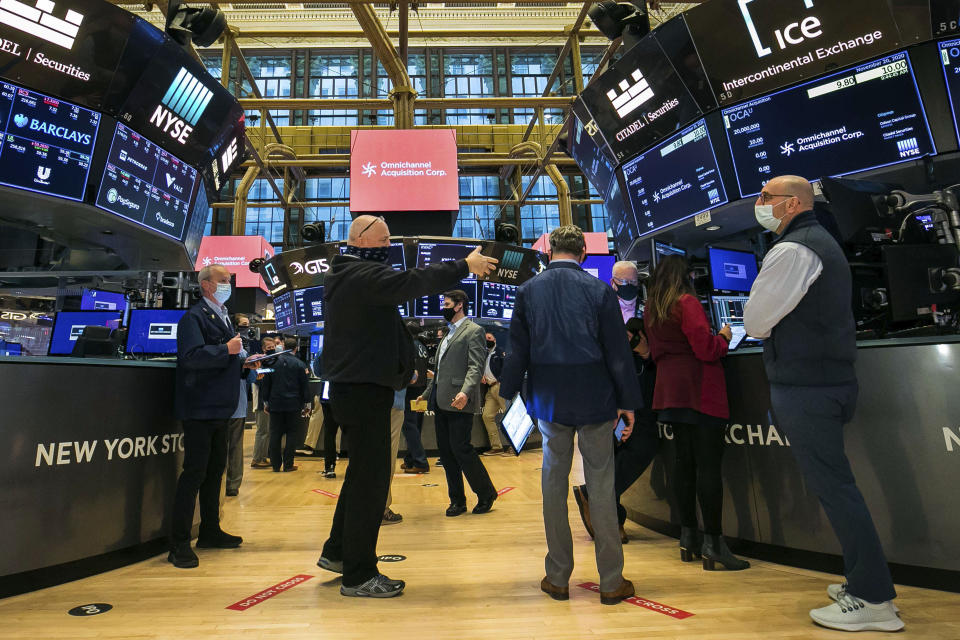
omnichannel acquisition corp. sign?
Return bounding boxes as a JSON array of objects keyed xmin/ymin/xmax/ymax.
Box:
[
  {"xmin": 349, "ymin": 129, "xmax": 459, "ymax": 212},
  {"xmin": 684, "ymin": 0, "xmax": 902, "ymax": 104}
]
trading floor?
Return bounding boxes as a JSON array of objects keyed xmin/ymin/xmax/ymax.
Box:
[{"xmin": 2, "ymin": 443, "xmax": 958, "ymax": 640}]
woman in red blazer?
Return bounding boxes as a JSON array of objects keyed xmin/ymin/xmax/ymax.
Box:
[{"xmin": 644, "ymin": 255, "xmax": 749, "ymax": 571}]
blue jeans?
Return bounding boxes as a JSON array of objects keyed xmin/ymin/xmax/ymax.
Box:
[{"xmin": 402, "ymin": 387, "xmax": 428, "ymax": 468}]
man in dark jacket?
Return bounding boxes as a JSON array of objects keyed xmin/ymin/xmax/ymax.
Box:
[
  {"xmin": 316, "ymin": 215, "xmax": 497, "ymax": 598},
  {"xmin": 499, "ymin": 225, "xmax": 640, "ymax": 606},
  {"xmin": 744, "ymin": 175, "xmax": 901, "ymax": 632},
  {"xmin": 261, "ymin": 336, "xmax": 312, "ymax": 472},
  {"xmin": 169, "ymin": 264, "xmax": 255, "ymax": 569},
  {"xmin": 400, "ymin": 323, "xmax": 431, "ymax": 473}
]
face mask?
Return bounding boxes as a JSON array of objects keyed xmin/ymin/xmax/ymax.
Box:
[
  {"xmin": 615, "ymin": 283, "xmax": 639, "ymax": 300},
  {"xmin": 755, "ymin": 203, "xmax": 783, "ymax": 233},
  {"xmin": 265, "ymin": 346, "xmax": 276, "ymax": 354},
  {"xmin": 486, "ymin": 339, "xmax": 496, "ymax": 349},
  {"xmin": 345, "ymin": 244, "xmax": 390, "ymax": 263},
  {"xmin": 214, "ymin": 283, "xmax": 232, "ymax": 305},
  {"xmin": 441, "ymin": 307, "xmax": 458, "ymax": 323}
]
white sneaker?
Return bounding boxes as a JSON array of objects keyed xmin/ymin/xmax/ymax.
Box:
[
  {"xmin": 828, "ymin": 583, "xmax": 900, "ymax": 614},
  {"xmin": 810, "ymin": 593, "xmax": 904, "ymax": 632}
]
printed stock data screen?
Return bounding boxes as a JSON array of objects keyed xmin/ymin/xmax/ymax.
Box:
[
  {"xmin": 722, "ymin": 51, "xmax": 935, "ymax": 197},
  {"xmin": 938, "ymin": 39, "xmax": 960, "ymax": 145},
  {"xmin": 415, "ymin": 242, "xmax": 477, "ymax": 318},
  {"xmin": 621, "ymin": 119, "xmax": 727, "ymax": 238}
]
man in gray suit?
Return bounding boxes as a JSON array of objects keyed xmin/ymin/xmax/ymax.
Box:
[{"xmin": 420, "ymin": 289, "xmax": 498, "ymax": 516}]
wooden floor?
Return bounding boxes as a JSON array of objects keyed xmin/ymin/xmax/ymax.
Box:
[{"xmin": 3, "ymin": 438, "xmax": 958, "ymax": 640}]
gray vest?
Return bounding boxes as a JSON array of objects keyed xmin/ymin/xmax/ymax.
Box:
[{"xmin": 762, "ymin": 211, "xmax": 857, "ymax": 386}]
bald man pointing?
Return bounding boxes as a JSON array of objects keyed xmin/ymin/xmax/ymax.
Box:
[
  {"xmin": 744, "ymin": 176, "xmax": 901, "ymax": 632},
  {"xmin": 317, "ymin": 215, "xmax": 497, "ymax": 598}
]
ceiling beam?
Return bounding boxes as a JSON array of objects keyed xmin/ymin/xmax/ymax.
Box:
[{"xmin": 351, "ymin": 3, "xmax": 410, "ymax": 88}]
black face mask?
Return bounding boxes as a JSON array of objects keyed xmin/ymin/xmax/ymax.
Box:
[
  {"xmin": 486, "ymin": 339, "xmax": 496, "ymax": 349},
  {"xmin": 616, "ymin": 283, "xmax": 639, "ymax": 301},
  {"xmin": 441, "ymin": 307, "xmax": 458, "ymax": 322},
  {"xmin": 344, "ymin": 244, "xmax": 390, "ymax": 263},
  {"xmin": 265, "ymin": 347, "xmax": 276, "ymax": 354}
]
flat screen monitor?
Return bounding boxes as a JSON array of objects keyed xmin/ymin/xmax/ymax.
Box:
[
  {"xmin": 95, "ymin": 122, "xmax": 198, "ymax": 240},
  {"xmin": 938, "ymin": 38, "xmax": 960, "ymax": 146},
  {"xmin": 478, "ymin": 281, "xmax": 518, "ymax": 320},
  {"xmin": 80, "ymin": 289, "xmax": 127, "ymax": 312},
  {"xmin": 125, "ymin": 309, "xmax": 186, "ymax": 355},
  {"xmin": 498, "ymin": 394, "xmax": 536, "ymax": 455},
  {"xmin": 708, "ymin": 247, "xmax": 759, "ymax": 293},
  {"xmin": 273, "ymin": 291, "xmax": 294, "ymax": 331},
  {"xmin": 416, "ymin": 279, "xmax": 477, "ymax": 318},
  {"xmin": 415, "ymin": 241, "xmax": 478, "ymax": 318},
  {"xmin": 310, "ymin": 333, "xmax": 323, "ymax": 354},
  {"xmin": 0, "ymin": 83, "xmax": 100, "ymax": 201},
  {"xmin": 621, "ymin": 119, "xmax": 728, "ymax": 238},
  {"xmin": 48, "ymin": 311, "xmax": 123, "ymax": 355},
  {"xmin": 292, "ymin": 286, "xmax": 324, "ymax": 324},
  {"xmin": 721, "ymin": 51, "xmax": 936, "ymax": 198},
  {"xmin": 581, "ymin": 255, "xmax": 616, "ymax": 283},
  {"xmin": 569, "ymin": 112, "xmax": 615, "ymax": 198},
  {"xmin": 607, "ymin": 171, "xmax": 640, "ymax": 258},
  {"xmin": 655, "ymin": 241, "xmax": 686, "ymax": 258},
  {"xmin": 1, "ymin": 341, "xmax": 21, "ymax": 356},
  {"xmin": 710, "ymin": 294, "xmax": 761, "ymax": 345}
]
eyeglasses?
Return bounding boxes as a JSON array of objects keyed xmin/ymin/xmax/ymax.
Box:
[
  {"xmin": 613, "ymin": 277, "xmax": 638, "ymax": 286},
  {"xmin": 759, "ymin": 192, "xmax": 796, "ymax": 204},
  {"xmin": 358, "ymin": 216, "xmax": 385, "ymax": 237}
]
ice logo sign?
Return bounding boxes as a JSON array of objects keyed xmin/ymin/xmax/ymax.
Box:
[
  {"xmin": 607, "ymin": 69, "xmax": 655, "ymax": 119},
  {"xmin": 0, "ymin": 0, "xmax": 85, "ymax": 50},
  {"xmin": 740, "ymin": 0, "xmax": 822, "ymax": 59}
]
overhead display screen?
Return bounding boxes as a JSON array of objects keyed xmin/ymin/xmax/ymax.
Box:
[
  {"xmin": 80, "ymin": 289, "xmax": 126, "ymax": 311},
  {"xmin": 684, "ymin": 0, "xmax": 902, "ymax": 105},
  {"xmin": 578, "ymin": 34, "xmax": 701, "ymax": 162},
  {"xmin": 606, "ymin": 172, "xmax": 640, "ymax": 258},
  {"xmin": 417, "ymin": 280, "xmax": 477, "ymax": 318},
  {"xmin": 939, "ymin": 38, "xmax": 960, "ymax": 144},
  {"xmin": 0, "ymin": 0, "xmax": 135, "ymax": 109},
  {"xmin": 273, "ymin": 291, "xmax": 294, "ymax": 331},
  {"xmin": 568, "ymin": 113, "xmax": 615, "ymax": 199},
  {"xmin": 621, "ymin": 119, "xmax": 728, "ymax": 238},
  {"xmin": 722, "ymin": 51, "xmax": 935, "ymax": 197},
  {"xmin": 0, "ymin": 82, "xmax": 99, "ymax": 200},
  {"xmin": 292, "ymin": 286, "xmax": 324, "ymax": 325},
  {"xmin": 478, "ymin": 281, "xmax": 517, "ymax": 320},
  {"xmin": 414, "ymin": 241, "xmax": 477, "ymax": 318},
  {"xmin": 95, "ymin": 122, "xmax": 198, "ymax": 240}
]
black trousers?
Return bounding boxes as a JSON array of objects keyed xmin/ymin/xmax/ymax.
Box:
[
  {"xmin": 771, "ymin": 382, "xmax": 895, "ymax": 603},
  {"xmin": 672, "ymin": 421, "xmax": 725, "ymax": 535},
  {"xmin": 269, "ymin": 411, "xmax": 304, "ymax": 471},
  {"xmin": 435, "ymin": 408, "xmax": 496, "ymax": 505},
  {"xmin": 170, "ymin": 419, "xmax": 229, "ymax": 544},
  {"xmin": 402, "ymin": 387, "xmax": 428, "ymax": 468},
  {"xmin": 321, "ymin": 402, "xmax": 342, "ymax": 470},
  {"xmin": 321, "ymin": 383, "xmax": 393, "ymax": 587},
  {"xmin": 614, "ymin": 408, "xmax": 660, "ymax": 525}
]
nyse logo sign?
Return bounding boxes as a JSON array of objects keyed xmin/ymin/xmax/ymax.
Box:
[
  {"xmin": 496, "ymin": 249, "xmax": 524, "ymax": 280},
  {"xmin": 149, "ymin": 68, "xmax": 213, "ymax": 144},
  {"xmin": 0, "ymin": 0, "xmax": 84, "ymax": 50},
  {"xmin": 740, "ymin": 0, "xmax": 821, "ymax": 59},
  {"xmin": 607, "ymin": 69, "xmax": 655, "ymax": 119}
]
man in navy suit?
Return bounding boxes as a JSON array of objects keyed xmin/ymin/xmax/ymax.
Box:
[
  {"xmin": 169, "ymin": 264, "xmax": 256, "ymax": 569},
  {"xmin": 499, "ymin": 225, "xmax": 641, "ymax": 606}
]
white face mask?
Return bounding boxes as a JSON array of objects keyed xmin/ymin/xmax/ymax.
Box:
[
  {"xmin": 214, "ymin": 282, "xmax": 232, "ymax": 305},
  {"xmin": 754, "ymin": 204, "xmax": 782, "ymax": 233}
]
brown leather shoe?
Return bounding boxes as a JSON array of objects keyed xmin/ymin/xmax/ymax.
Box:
[
  {"xmin": 619, "ymin": 525, "xmax": 628, "ymax": 544},
  {"xmin": 540, "ymin": 577, "xmax": 569, "ymax": 601},
  {"xmin": 250, "ymin": 461, "xmax": 271, "ymax": 469},
  {"xmin": 600, "ymin": 579, "xmax": 635, "ymax": 605},
  {"xmin": 572, "ymin": 485, "xmax": 594, "ymax": 539}
]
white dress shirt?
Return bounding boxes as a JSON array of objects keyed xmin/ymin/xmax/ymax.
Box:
[
  {"xmin": 484, "ymin": 349, "xmax": 497, "ymax": 383},
  {"xmin": 744, "ymin": 242, "xmax": 823, "ymax": 339}
]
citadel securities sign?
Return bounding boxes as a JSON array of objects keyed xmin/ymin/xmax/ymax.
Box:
[
  {"xmin": 349, "ymin": 129, "xmax": 459, "ymax": 212},
  {"xmin": 194, "ymin": 235, "xmax": 274, "ymax": 291},
  {"xmin": 683, "ymin": 0, "xmax": 902, "ymax": 104}
]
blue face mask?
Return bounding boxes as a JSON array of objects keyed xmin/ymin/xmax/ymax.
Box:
[
  {"xmin": 214, "ymin": 283, "xmax": 232, "ymax": 305},
  {"xmin": 345, "ymin": 244, "xmax": 390, "ymax": 263}
]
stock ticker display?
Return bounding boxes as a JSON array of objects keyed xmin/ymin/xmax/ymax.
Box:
[
  {"xmin": 939, "ymin": 38, "xmax": 960, "ymax": 145},
  {"xmin": 621, "ymin": 119, "xmax": 727, "ymax": 238},
  {"xmin": 0, "ymin": 82, "xmax": 99, "ymax": 200},
  {"xmin": 722, "ymin": 51, "xmax": 935, "ymax": 196}
]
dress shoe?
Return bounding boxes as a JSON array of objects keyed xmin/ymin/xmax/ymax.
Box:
[
  {"xmin": 572, "ymin": 485, "xmax": 594, "ymax": 539},
  {"xmin": 481, "ymin": 448, "xmax": 504, "ymax": 456},
  {"xmin": 382, "ymin": 508, "xmax": 403, "ymax": 524},
  {"xmin": 225, "ymin": 489, "xmax": 239, "ymax": 497},
  {"xmin": 283, "ymin": 465, "xmax": 299, "ymax": 472},
  {"xmin": 445, "ymin": 503, "xmax": 467, "ymax": 517},
  {"xmin": 196, "ymin": 530, "xmax": 243, "ymax": 549},
  {"xmin": 701, "ymin": 534, "xmax": 750, "ymax": 571},
  {"xmin": 472, "ymin": 494, "xmax": 497, "ymax": 514},
  {"xmin": 167, "ymin": 542, "xmax": 199, "ymax": 568},
  {"xmin": 404, "ymin": 466, "xmax": 429, "ymax": 474},
  {"xmin": 540, "ymin": 577, "xmax": 569, "ymax": 601},
  {"xmin": 250, "ymin": 461, "xmax": 271, "ymax": 469},
  {"xmin": 600, "ymin": 579, "xmax": 635, "ymax": 605},
  {"xmin": 679, "ymin": 526, "xmax": 702, "ymax": 562}
]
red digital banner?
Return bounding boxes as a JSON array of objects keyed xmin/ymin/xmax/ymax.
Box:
[
  {"xmin": 577, "ymin": 583, "xmax": 694, "ymax": 619},
  {"xmin": 195, "ymin": 236, "xmax": 274, "ymax": 291},
  {"xmin": 496, "ymin": 486, "xmax": 515, "ymax": 496},
  {"xmin": 349, "ymin": 129, "xmax": 459, "ymax": 212},
  {"xmin": 226, "ymin": 575, "xmax": 314, "ymax": 611},
  {"xmin": 312, "ymin": 489, "xmax": 339, "ymax": 498}
]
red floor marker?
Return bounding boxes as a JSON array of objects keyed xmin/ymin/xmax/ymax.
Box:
[
  {"xmin": 312, "ymin": 489, "xmax": 339, "ymax": 498},
  {"xmin": 577, "ymin": 583, "xmax": 694, "ymax": 619},
  {"xmin": 497, "ymin": 486, "xmax": 515, "ymax": 496},
  {"xmin": 227, "ymin": 575, "xmax": 314, "ymax": 611}
]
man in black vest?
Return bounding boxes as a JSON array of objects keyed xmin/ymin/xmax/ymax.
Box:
[
  {"xmin": 744, "ymin": 175, "xmax": 902, "ymax": 633},
  {"xmin": 317, "ymin": 215, "xmax": 497, "ymax": 598}
]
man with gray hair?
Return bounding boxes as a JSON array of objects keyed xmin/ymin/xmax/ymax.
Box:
[
  {"xmin": 610, "ymin": 260, "xmax": 641, "ymax": 323},
  {"xmin": 316, "ymin": 215, "xmax": 497, "ymax": 598},
  {"xmin": 499, "ymin": 225, "xmax": 640, "ymax": 605}
]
